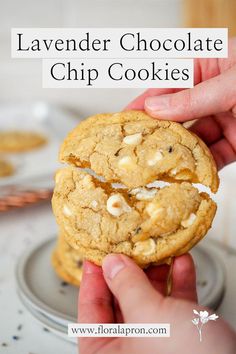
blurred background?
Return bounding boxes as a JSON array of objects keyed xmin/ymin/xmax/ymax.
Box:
[
  {"xmin": 0, "ymin": 0, "xmax": 235, "ymax": 114},
  {"xmin": 0, "ymin": 2, "xmax": 236, "ymax": 353}
]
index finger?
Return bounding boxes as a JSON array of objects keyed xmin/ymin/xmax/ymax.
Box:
[
  {"xmin": 78, "ymin": 261, "xmax": 115, "ymax": 354},
  {"xmin": 124, "ymin": 88, "xmax": 180, "ymax": 111},
  {"xmin": 124, "ymin": 58, "xmax": 220, "ymax": 112},
  {"xmin": 78, "ymin": 261, "xmax": 114, "ymax": 323}
]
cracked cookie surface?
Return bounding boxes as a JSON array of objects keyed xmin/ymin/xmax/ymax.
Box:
[
  {"xmin": 52, "ymin": 167, "xmax": 216, "ymax": 267},
  {"xmin": 60, "ymin": 111, "xmax": 219, "ymax": 192},
  {"xmin": 52, "ymin": 233, "xmax": 83, "ymax": 287}
]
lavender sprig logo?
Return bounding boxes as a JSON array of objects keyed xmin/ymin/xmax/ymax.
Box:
[{"xmin": 192, "ymin": 310, "xmax": 219, "ymax": 342}]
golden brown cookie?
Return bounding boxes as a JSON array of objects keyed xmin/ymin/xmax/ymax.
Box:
[
  {"xmin": 52, "ymin": 167, "xmax": 216, "ymax": 267},
  {"xmin": 0, "ymin": 131, "xmax": 47, "ymax": 153},
  {"xmin": 60, "ymin": 111, "xmax": 219, "ymax": 192},
  {"xmin": 0, "ymin": 158, "xmax": 14, "ymax": 177},
  {"xmin": 51, "ymin": 234, "xmax": 83, "ymax": 287},
  {"xmin": 52, "ymin": 111, "xmax": 219, "ymax": 268}
]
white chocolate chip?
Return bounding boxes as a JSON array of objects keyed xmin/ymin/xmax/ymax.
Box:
[
  {"xmin": 107, "ymin": 194, "xmax": 131, "ymax": 217},
  {"xmin": 91, "ymin": 200, "xmax": 98, "ymax": 208},
  {"xmin": 118, "ymin": 156, "xmax": 134, "ymax": 169},
  {"xmin": 63, "ymin": 204, "xmax": 72, "ymax": 216},
  {"xmin": 123, "ymin": 133, "xmax": 142, "ymax": 145},
  {"xmin": 146, "ymin": 202, "xmax": 163, "ymax": 218},
  {"xmin": 130, "ymin": 187, "xmax": 157, "ymax": 200},
  {"xmin": 181, "ymin": 213, "xmax": 197, "ymax": 228},
  {"xmin": 170, "ymin": 168, "xmax": 178, "ymax": 176},
  {"xmin": 133, "ymin": 238, "xmax": 156, "ymax": 256},
  {"xmin": 55, "ymin": 170, "xmax": 63, "ymax": 184},
  {"xmin": 147, "ymin": 150, "xmax": 163, "ymax": 166}
]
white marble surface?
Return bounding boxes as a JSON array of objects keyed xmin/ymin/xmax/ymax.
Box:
[
  {"xmin": 0, "ymin": 162, "xmax": 236, "ymax": 354},
  {"xmin": 0, "ymin": 202, "xmax": 75, "ymax": 354}
]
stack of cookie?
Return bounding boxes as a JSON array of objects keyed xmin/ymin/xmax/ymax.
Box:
[
  {"xmin": 52, "ymin": 111, "xmax": 219, "ymax": 271},
  {"xmin": 52, "ymin": 233, "xmax": 83, "ymax": 287}
]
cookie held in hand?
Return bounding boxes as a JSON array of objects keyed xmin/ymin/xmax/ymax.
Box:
[{"xmin": 52, "ymin": 111, "xmax": 219, "ymax": 267}]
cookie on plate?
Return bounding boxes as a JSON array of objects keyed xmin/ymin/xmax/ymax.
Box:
[
  {"xmin": 52, "ymin": 111, "xmax": 219, "ymax": 268},
  {"xmin": 0, "ymin": 131, "xmax": 47, "ymax": 153},
  {"xmin": 51, "ymin": 233, "xmax": 83, "ymax": 287}
]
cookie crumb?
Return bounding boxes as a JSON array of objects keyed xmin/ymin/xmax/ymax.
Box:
[
  {"xmin": 61, "ymin": 281, "xmax": 68, "ymax": 287},
  {"xmin": 17, "ymin": 324, "xmax": 23, "ymax": 331},
  {"xmin": 197, "ymin": 280, "xmax": 207, "ymax": 287},
  {"xmin": 43, "ymin": 327, "xmax": 50, "ymax": 332},
  {"xmin": 77, "ymin": 260, "xmax": 83, "ymax": 268},
  {"xmin": 12, "ymin": 336, "xmax": 20, "ymax": 341}
]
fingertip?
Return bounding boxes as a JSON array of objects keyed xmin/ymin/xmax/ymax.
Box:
[
  {"xmin": 172, "ymin": 253, "xmax": 198, "ymax": 302},
  {"xmin": 102, "ymin": 254, "xmax": 126, "ymax": 280},
  {"xmin": 102, "ymin": 253, "xmax": 140, "ymax": 281},
  {"xmin": 144, "ymin": 96, "xmax": 171, "ymax": 120},
  {"xmin": 124, "ymin": 102, "xmax": 143, "ymax": 111},
  {"xmin": 173, "ymin": 253, "xmax": 196, "ymax": 275},
  {"xmin": 83, "ymin": 260, "xmax": 102, "ymax": 275}
]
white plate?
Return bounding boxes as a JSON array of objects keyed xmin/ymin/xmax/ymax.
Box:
[
  {"xmin": 16, "ymin": 237, "xmax": 225, "ymax": 341},
  {"xmin": 0, "ymin": 101, "xmax": 79, "ymax": 190}
]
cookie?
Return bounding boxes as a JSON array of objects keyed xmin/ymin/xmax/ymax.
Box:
[
  {"xmin": 0, "ymin": 158, "xmax": 14, "ymax": 177},
  {"xmin": 51, "ymin": 233, "xmax": 83, "ymax": 287},
  {"xmin": 52, "ymin": 167, "xmax": 216, "ymax": 267},
  {"xmin": 60, "ymin": 111, "xmax": 219, "ymax": 192},
  {"xmin": 0, "ymin": 131, "xmax": 47, "ymax": 153},
  {"xmin": 52, "ymin": 111, "xmax": 219, "ymax": 268}
]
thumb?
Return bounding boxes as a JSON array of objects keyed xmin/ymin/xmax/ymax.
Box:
[
  {"xmin": 145, "ymin": 66, "xmax": 236, "ymax": 122},
  {"xmin": 102, "ymin": 254, "xmax": 161, "ymax": 322}
]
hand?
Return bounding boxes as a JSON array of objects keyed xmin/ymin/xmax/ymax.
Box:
[
  {"xmin": 126, "ymin": 38, "xmax": 236, "ymax": 170},
  {"xmin": 78, "ymin": 254, "xmax": 236, "ymax": 354}
]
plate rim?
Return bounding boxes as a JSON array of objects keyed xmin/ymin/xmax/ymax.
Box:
[
  {"xmin": 190, "ymin": 241, "xmax": 226, "ymax": 307},
  {"xmin": 15, "ymin": 236, "xmax": 77, "ymax": 324},
  {"xmin": 16, "ymin": 236, "xmax": 226, "ymax": 332}
]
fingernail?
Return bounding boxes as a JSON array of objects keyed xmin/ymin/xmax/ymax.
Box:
[
  {"xmin": 102, "ymin": 254, "xmax": 125, "ymax": 280},
  {"xmin": 83, "ymin": 260, "xmax": 102, "ymax": 274},
  {"xmin": 145, "ymin": 95, "xmax": 170, "ymax": 112}
]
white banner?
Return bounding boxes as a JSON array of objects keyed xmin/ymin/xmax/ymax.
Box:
[
  {"xmin": 42, "ymin": 58, "xmax": 194, "ymax": 88},
  {"xmin": 68, "ymin": 323, "xmax": 170, "ymax": 337},
  {"xmin": 12, "ymin": 28, "xmax": 228, "ymax": 58}
]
